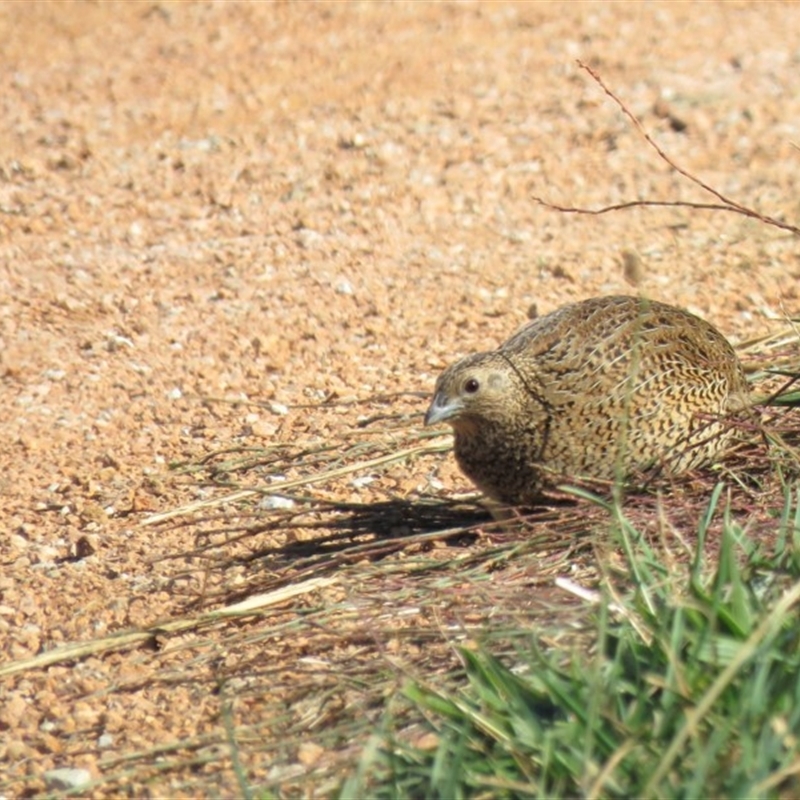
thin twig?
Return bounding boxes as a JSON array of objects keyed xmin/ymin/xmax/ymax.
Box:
[
  {"xmin": 140, "ymin": 439, "xmax": 452, "ymax": 526},
  {"xmin": 534, "ymin": 60, "xmax": 800, "ymax": 237}
]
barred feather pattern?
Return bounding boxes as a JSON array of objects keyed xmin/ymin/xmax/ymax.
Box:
[{"xmin": 426, "ymin": 296, "xmax": 749, "ymax": 505}]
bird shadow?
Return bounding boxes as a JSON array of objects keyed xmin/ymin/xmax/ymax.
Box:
[
  {"xmin": 240, "ymin": 496, "xmax": 494, "ymax": 567},
  {"xmin": 177, "ymin": 497, "xmax": 500, "ymax": 611}
]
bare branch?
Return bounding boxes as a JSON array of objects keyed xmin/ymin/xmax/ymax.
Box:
[
  {"xmin": 534, "ymin": 60, "xmax": 800, "ymax": 237},
  {"xmin": 533, "ymin": 197, "xmax": 777, "ymax": 221}
]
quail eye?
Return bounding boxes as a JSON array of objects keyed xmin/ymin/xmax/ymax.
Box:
[{"xmin": 463, "ymin": 377, "xmax": 480, "ymax": 394}]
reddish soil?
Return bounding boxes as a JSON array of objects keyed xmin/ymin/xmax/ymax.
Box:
[{"xmin": 2, "ymin": 1, "xmax": 799, "ymax": 795}]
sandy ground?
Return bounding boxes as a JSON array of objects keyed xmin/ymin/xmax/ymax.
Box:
[{"xmin": 2, "ymin": 1, "xmax": 800, "ymax": 795}]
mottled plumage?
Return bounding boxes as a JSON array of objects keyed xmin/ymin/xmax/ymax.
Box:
[{"xmin": 425, "ymin": 295, "xmax": 749, "ymax": 505}]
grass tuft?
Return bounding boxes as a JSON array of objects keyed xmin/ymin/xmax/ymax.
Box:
[{"xmin": 351, "ymin": 485, "xmax": 800, "ymax": 798}]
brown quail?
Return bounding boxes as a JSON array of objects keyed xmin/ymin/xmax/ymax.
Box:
[{"xmin": 424, "ymin": 295, "xmax": 749, "ymax": 505}]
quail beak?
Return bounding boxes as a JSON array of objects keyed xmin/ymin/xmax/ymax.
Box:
[{"xmin": 424, "ymin": 392, "xmax": 463, "ymax": 426}]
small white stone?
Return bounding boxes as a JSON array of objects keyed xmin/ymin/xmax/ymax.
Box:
[
  {"xmin": 334, "ymin": 278, "xmax": 354, "ymax": 296},
  {"xmin": 167, "ymin": 387, "xmax": 183, "ymax": 400},
  {"xmin": 296, "ymin": 228, "xmax": 324, "ymax": 249},
  {"xmin": 127, "ymin": 221, "xmax": 144, "ymax": 241},
  {"xmin": 260, "ymin": 495, "xmax": 295, "ymax": 510},
  {"xmin": 105, "ymin": 331, "xmax": 134, "ymax": 350},
  {"xmin": 98, "ymin": 733, "xmax": 114, "ymax": 749},
  {"xmin": 267, "ymin": 401, "xmax": 289, "ymax": 416},
  {"xmin": 43, "ymin": 369, "xmax": 67, "ymax": 381},
  {"xmin": 44, "ymin": 768, "xmax": 92, "ymax": 791}
]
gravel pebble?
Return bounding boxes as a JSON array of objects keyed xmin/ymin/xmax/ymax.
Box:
[{"xmin": 44, "ymin": 767, "xmax": 92, "ymax": 791}]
